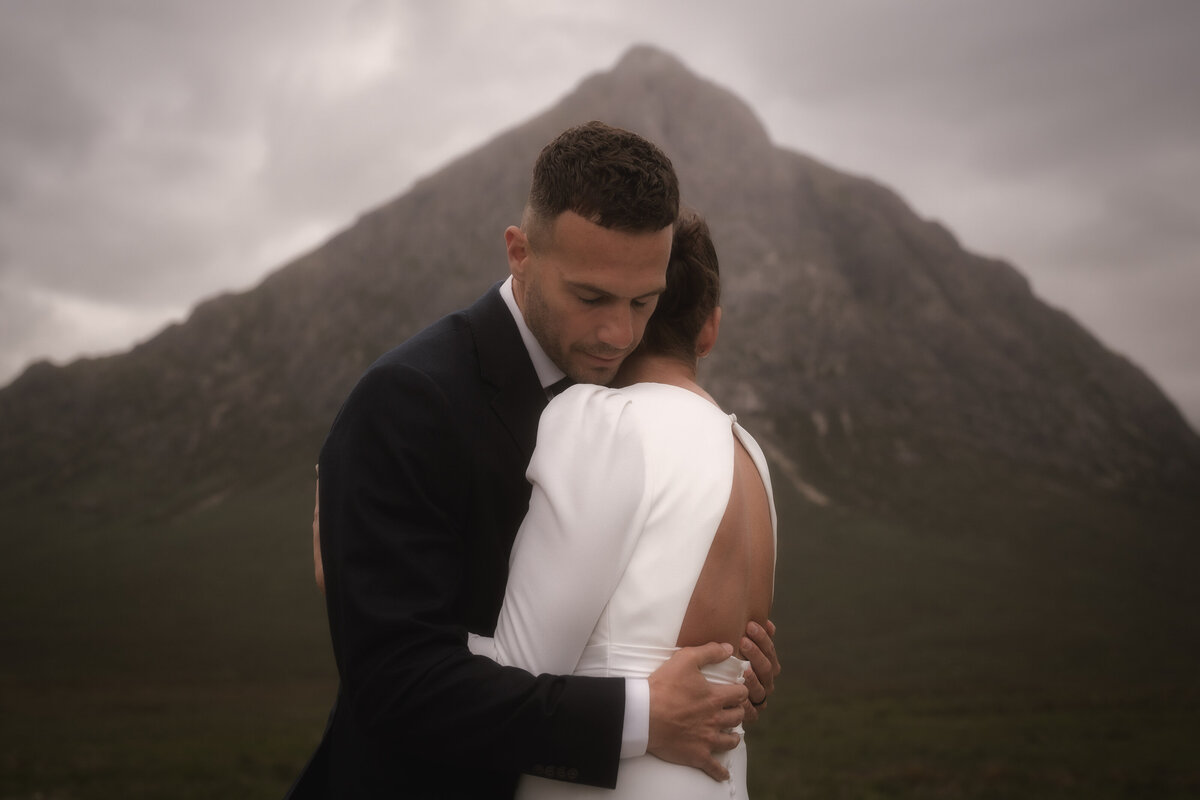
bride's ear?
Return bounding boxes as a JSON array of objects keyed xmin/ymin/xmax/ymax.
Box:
[{"xmin": 696, "ymin": 307, "xmax": 721, "ymax": 359}]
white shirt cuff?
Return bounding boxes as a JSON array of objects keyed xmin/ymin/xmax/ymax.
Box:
[{"xmin": 620, "ymin": 678, "xmax": 650, "ymax": 758}]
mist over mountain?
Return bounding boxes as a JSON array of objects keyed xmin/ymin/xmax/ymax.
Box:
[{"xmin": 1, "ymin": 44, "xmax": 1197, "ymax": 523}]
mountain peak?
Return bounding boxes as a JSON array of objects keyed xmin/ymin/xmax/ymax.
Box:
[
  {"xmin": 1, "ymin": 46, "xmax": 1197, "ymax": 518},
  {"xmin": 610, "ymin": 43, "xmax": 691, "ymax": 76},
  {"xmin": 542, "ymin": 43, "xmax": 776, "ymax": 201}
]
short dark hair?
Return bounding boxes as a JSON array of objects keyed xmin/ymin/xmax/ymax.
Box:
[
  {"xmin": 639, "ymin": 210, "xmax": 721, "ymax": 362},
  {"xmin": 525, "ymin": 121, "xmax": 679, "ymax": 249}
]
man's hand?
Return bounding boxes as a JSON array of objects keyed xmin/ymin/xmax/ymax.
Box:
[
  {"xmin": 647, "ymin": 642, "xmax": 749, "ymax": 781},
  {"xmin": 313, "ymin": 469, "xmax": 325, "ymax": 595},
  {"xmin": 741, "ymin": 619, "xmax": 780, "ymax": 724}
]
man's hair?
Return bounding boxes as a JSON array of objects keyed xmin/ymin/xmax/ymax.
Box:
[
  {"xmin": 639, "ymin": 210, "xmax": 721, "ymax": 362},
  {"xmin": 524, "ymin": 121, "xmax": 679, "ymax": 249}
]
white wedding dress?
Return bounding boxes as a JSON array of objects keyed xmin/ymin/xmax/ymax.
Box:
[{"xmin": 477, "ymin": 382, "xmax": 777, "ymax": 799}]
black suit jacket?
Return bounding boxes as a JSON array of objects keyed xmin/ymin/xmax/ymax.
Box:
[{"xmin": 286, "ymin": 285, "xmax": 626, "ymax": 799}]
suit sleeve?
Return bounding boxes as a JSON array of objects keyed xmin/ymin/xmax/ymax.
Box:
[
  {"xmin": 319, "ymin": 363, "xmax": 624, "ymax": 787},
  {"xmin": 491, "ymin": 386, "xmax": 650, "ymax": 675}
]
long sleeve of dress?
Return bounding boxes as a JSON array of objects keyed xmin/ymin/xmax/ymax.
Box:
[{"xmin": 491, "ymin": 385, "xmax": 652, "ymax": 676}]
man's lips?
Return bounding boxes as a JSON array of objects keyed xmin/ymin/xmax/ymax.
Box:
[{"xmin": 583, "ymin": 351, "xmax": 624, "ymax": 365}]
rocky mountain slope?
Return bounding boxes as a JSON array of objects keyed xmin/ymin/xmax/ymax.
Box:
[{"xmin": 2, "ymin": 45, "xmax": 1196, "ymax": 523}]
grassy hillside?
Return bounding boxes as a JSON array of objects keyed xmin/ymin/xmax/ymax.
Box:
[
  {"xmin": 1, "ymin": 455, "xmax": 334, "ymax": 798},
  {"xmin": 2, "ymin": 460, "xmax": 1198, "ymax": 799},
  {"xmin": 750, "ymin": 475, "xmax": 1200, "ymax": 799}
]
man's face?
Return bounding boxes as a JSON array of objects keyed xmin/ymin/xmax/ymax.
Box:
[{"xmin": 508, "ymin": 211, "xmax": 672, "ymax": 385}]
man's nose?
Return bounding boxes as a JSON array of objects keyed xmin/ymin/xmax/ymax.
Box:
[{"xmin": 597, "ymin": 304, "xmax": 634, "ymax": 350}]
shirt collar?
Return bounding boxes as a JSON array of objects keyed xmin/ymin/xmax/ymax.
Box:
[{"xmin": 500, "ymin": 275, "xmax": 566, "ymax": 390}]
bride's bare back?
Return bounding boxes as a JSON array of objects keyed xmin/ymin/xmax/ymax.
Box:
[{"xmin": 676, "ymin": 429, "xmax": 775, "ymax": 655}]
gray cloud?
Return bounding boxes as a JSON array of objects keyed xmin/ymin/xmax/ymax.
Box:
[
  {"xmin": 1, "ymin": 0, "xmax": 1197, "ymax": 428},
  {"xmin": 709, "ymin": 0, "xmax": 1200, "ymax": 426}
]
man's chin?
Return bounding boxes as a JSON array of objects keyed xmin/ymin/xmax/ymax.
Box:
[{"xmin": 568, "ymin": 360, "xmax": 623, "ymax": 386}]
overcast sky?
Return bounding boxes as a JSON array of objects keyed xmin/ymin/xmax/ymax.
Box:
[{"xmin": 2, "ymin": 1, "xmax": 1197, "ymax": 427}]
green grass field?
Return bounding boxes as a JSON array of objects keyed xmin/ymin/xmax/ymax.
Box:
[{"xmin": 2, "ymin": 462, "xmax": 1198, "ymax": 798}]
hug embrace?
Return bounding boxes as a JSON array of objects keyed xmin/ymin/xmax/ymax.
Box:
[{"xmin": 288, "ymin": 121, "xmax": 780, "ymax": 799}]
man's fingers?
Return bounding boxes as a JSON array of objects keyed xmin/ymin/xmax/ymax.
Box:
[
  {"xmin": 716, "ymin": 706, "xmax": 743, "ymax": 730},
  {"xmin": 744, "ymin": 621, "xmax": 780, "ymax": 677},
  {"xmin": 699, "ymin": 757, "xmax": 731, "ymax": 783},
  {"xmin": 746, "ymin": 620, "xmax": 778, "ymax": 663},
  {"xmin": 711, "ymin": 730, "xmax": 742, "ymax": 754},
  {"xmin": 742, "ymin": 698, "xmax": 760, "ymax": 725},
  {"xmin": 648, "ymin": 643, "xmax": 749, "ymax": 782},
  {"xmin": 743, "ymin": 664, "xmax": 765, "ymax": 699},
  {"xmin": 741, "ymin": 635, "xmax": 769, "ymax": 681},
  {"xmin": 683, "ymin": 641, "xmax": 735, "ymax": 668},
  {"xmin": 697, "ymin": 735, "xmax": 741, "ymax": 781},
  {"xmin": 742, "ymin": 619, "xmax": 781, "ymax": 706},
  {"xmin": 743, "ymin": 665, "xmax": 764, "ymax": 693},
  {"xmin": 715, "ymin": 683, "xmax": 749, "ymax": 710}
]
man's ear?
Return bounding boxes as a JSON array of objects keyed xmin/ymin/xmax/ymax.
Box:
[
  {"xmin": 505, "ymin": 226, "xmax": 530, "ymax": 281},
  {"xmin": 697, "ymin": 306, "xmax": 722, "ymax": 358}
]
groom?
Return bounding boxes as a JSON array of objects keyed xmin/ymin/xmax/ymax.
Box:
[{"xmin": 289, "ymin": 122, "xmax": 779, "ymax": 798}]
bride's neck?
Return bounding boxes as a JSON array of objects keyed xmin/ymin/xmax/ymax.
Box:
[{"xmin": 615, "ymin": 353, "xmax": 717, "ymax": 406}]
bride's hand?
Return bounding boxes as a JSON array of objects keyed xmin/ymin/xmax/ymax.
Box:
[
  {"xmin": 647, "ymin": 642, "xmax": 749, "ymax": 782},
  {"xmin": 741, "ymin": 619, "xmax": 780, "ymax": 723}
]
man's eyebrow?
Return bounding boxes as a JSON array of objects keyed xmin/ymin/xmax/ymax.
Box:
[{"xmin": 566, "ymin": 280, "xmax": 666, "ymax": 300}]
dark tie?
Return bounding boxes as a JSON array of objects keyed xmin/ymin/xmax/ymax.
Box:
[{"xmin": 546, "ymin": 377, "xmax": 574, "ymax": 399}]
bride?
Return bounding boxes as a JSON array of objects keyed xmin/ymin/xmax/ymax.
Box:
[{"xmin": 471, "ymin": 212, "xmax": 777, "ymax": 798}]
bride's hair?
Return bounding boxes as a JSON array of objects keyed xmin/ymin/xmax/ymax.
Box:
[{"xmin": 639, "ymin": 209, "xmax": 721, "ymax": 362}]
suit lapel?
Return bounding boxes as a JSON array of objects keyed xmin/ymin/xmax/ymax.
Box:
[{"xmin": 467, "ymin": 283, "xmax": 547, "ymax": 459}]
